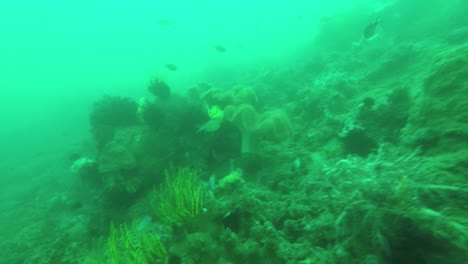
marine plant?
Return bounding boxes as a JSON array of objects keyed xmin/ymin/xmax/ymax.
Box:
[
  {"xmin": 106, "ymin": 221, "xmax": 167, "ymax": 264},
  {"xmin": 153, "ymin": 167, "xmax": 206, "ymax": 225}
]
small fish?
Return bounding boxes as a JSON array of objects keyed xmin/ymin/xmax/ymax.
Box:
[
  {"xmin": 319, "ymin": 16, "xmax": 333, "ymax": 24},
  {"xmin": 129, "ymin": 132, "xmax": 142, "ymax": 143},
  {"xmin": 157, "ymin": 19, "xmax": 171, "ymax": 26},
  {"xmin": 136, "ymin": 215, "xmax": 153, "ymax": 231},
  {"xmin": 165, "ymin": 64, "xmax": 178, "ymax": 71},
  {"xmin": 207, "ymin": 174, "xmax": 216, "ymax": 190},
  {"xmin": 68, "ymin": 153, "xmax": 82, "ymax": 161},
  {"xmin": 70, "ymin": 201, "xmax": 83, "ymax": 210},
  {"xmin": 197, "ymin": 119, "xmax": 222, "ymax": 133},
  {"xmin": 291, "ymin": 157, "xmax": 301, "ymax": 173},
  {"xmin": 192, "ymin": 1, "xmax": 202, "ymax": 7},
  {"xmin": 212, "ymin": 44, "xmax": 227, "ymax": 53},
  {"xmin": 363, "ymin": 19, "xmax": 382, "ymax": 39}
]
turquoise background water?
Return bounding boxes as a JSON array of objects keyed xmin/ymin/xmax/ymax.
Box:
[
  {"xmin": 0, "ymin": 0, "xmax": 348, "ymax": 162},
  {"xmin": 0, "ymin": 0, "xmax": 467, "ymax": 263}
]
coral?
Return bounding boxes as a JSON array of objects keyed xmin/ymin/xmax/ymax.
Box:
[
  {"xmin": 136, "ymin": 97, "xmax": 165, "ymax": 129},
  {"xmin": 186, "ymin": 82, "xmax": 213, "ymax": 104},
  {"xmin": 224, "ymin": 104, "xmax": 292, "ymax": 154},
  {"xmin": 404, "ymin": 43, "xmax": 468, "ymax": 153},
  {"xmin": 200, "ymin": 87, "xmax": 234, "ymax": 107},
  {"xmin": 98, "ymin": 141, "xmax": 136, "ymax": 174},
  {"xmin": 136, "ymin": 97, "xmax": 150, "ymax": 123},
  {"xmin": 200, "ymin": 85, "xmax": 258, "ymax": 108},
  {"xmin": 97, "ymin": 126, "xmax": 143, "ymax": 193},
  {"xmin": 231, "ymin": 85, "xmax": 258, "ymax": 106},
  {"xmin": 255, "ymin": 109, "xmax": 293, "ymax": 142},
  {"xmin": 339, "ymin": 126, "xmax": 377, "ymax": 157},
  {"xmin": 89, "ymin": 95, "xmax": 139, "ymax": 149},
  {"xmin": 225, "ymin": 104, "xmax": 260, "ymax": 153},
  {"xmin": 148, "ymin": 73, "xmax": 171, "ymax": 100}
]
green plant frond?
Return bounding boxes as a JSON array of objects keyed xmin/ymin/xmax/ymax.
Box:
[
  {"xmin": 154, "ymin": 166, "xmax": 206, "ymax": 224},
  {"xmin": 105, "ymin": 221, "xmax": 167, "ymax": 264}
]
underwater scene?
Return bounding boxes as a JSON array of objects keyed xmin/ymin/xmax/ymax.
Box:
[{"xmin": 1, "ymin": 0, "xmax": 467, "ymax": 263}]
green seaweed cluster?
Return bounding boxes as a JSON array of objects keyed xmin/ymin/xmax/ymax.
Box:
[
  {"xmin": 152, "ymin": 167, "xmax": 206, "ymax": 225},
  {"xmin": 106, "ymin": 221, "xmax": 167, "ymax": 264}
]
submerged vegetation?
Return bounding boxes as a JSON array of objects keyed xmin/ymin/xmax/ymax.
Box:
[
  {"xmin": 106, "ymin": 221, "xmax": 167, "ymax": 264},
  {"xmin": 153, "ymin": 167, "xmax": 206, "ymax": 225},
  {"xmin": 1, "ymin": 1, "xmax": 468, "ymax": 264}
]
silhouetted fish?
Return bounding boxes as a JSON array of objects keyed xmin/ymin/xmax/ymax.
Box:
[
  {"xmin": 363, "ymin": 19, "xmax": 382, "ymax": 39},
  {"xmin": 157, "ymin": 19, "xmax": 171, "ymax": 26},
  {"xmin": 165, "ymin": 64, "xmax": 178, "ymax": 71},
  {"xmin": 68, "ymin": 153, "xmax": 82, "ymax": 161},
  {"xmin": 213, "ymin": 44, "xmax": 227, "ymax": 53},
  {"xmin": 70, "ymin": 201, "xmax": 83, "ymax": 210}
]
